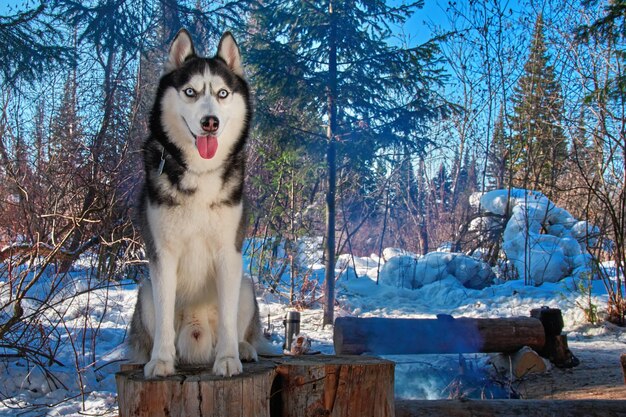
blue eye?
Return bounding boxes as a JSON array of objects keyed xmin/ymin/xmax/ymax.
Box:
[
  {"xmin": 183, "ymin": 88, "xmax": 196, "ymax": 97},
  {"xmin": 217, "ymin": 89, "xmax": 229, "ymax": 99}
]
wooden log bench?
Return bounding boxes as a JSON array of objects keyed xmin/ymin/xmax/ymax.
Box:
[
  {"xmin": 333, "ymin": 309, "xmax": 579, "ymax": 370},
  {"xmin": 395, "ymin": 399, "xmax": 626, "ymax": 417},
  {"xmin": 333, "ymin": 315, "xmax": 546, "ymax": 355},
  {"xmin": 333, "ymin": 309, "xmax": 593, "ymax": 384}
]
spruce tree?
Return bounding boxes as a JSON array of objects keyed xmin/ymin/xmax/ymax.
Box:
[
  {"xmin": 247, "ymin": 0, "xmax": 445, "ymax": 324},
  {"xmin": 487, "ymin": 107, "xmax": 509, "ymax": 190},
  {"xmin": 432, "ymin": 163, "xmax": 452, "ymax": 213},
  {"xmin": 509, "ymin": 14, "xmax": 568, "ymax": 197},
  {"xmin": 0, "ymin": 3, "xmax": 73, "ymax": 85},
  {"xmin": 577, "ymin": 0, "xmax": 626, "ymax": 100}
]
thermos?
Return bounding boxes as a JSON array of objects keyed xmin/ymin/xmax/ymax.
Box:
[{"xmin": 283, "ymin": 311, "xmax": 301, "ymax": 351}]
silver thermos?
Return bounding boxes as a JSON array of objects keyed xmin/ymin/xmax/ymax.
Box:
[{"xmin": 283, "ymin": 311, "xmax": 300, "ymax": 351}]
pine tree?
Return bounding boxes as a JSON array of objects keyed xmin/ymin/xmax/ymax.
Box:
[
  {"xmin": 487, "ymin": 107, "xmax": 509, "ymax": 190},
  {"xmin": 509, "ymin": 14, "xmax": 568, "ymax": 197},
  {"xmin": 247, "ymin": 0, "xmax": 445, "ymax": 324},
  {"xmin": 48, "ymin": 74, "xmax": 85, "ymax": 186},
  {"xmin": 0, "ymin": 3, "xmax": 74, "ymax": 85},
  {"xmin": 451, "ymin": 150, "xmax": 479, "ymax": 252},
  {"xmin": 432, "ymin": 163, "xmax": 452, "ymax": 212},
  {"xmin": 577, "ymin": 0, "xmax": 626, "ymax": 100},
  {"xmin": 458, "ymin": 150, "xmax": 478, "ymax": 199}
]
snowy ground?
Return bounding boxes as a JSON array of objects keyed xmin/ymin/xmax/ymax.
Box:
[
  {"xmin": 0, "ymin": 256, "xmax": 624, "ymax": 416},
  {"xmin": 1, "ymin": 189, "xmax": 625, "ymax": 415}
]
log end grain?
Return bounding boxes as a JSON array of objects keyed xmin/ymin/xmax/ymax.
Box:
[
  {"xmin": 116, "ymin": 360, "xmax": 276, "ymax": 417},
  {"xmin": 275, "ymin": 355, "xmax": 395, "ymax": 417}
]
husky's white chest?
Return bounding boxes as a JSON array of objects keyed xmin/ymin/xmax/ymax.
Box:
[{"xmin": 147, "ymin": 170, "xmax": 243, "ymax": 301}]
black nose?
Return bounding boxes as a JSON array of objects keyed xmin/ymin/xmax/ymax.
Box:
[{"xmin": 200, "ymin": 116, "xmax": 219, "ymax": 134}]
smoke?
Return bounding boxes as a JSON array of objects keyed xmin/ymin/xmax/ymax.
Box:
[
  {"xmin": 389, "ymin": 354, "xmax": 515, "ymax": 400},
  {"xmin": 390, "ymin": 354, "xmax": 461, "ymax": 400}
]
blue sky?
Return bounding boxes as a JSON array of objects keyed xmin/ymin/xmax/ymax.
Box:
[{"xmin": 399, "ymin": 0, "xmax": 451, "ymax": 41}]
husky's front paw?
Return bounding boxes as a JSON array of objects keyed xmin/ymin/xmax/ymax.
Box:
[
  {"xmin": 213, "ymin": 355, "xmax": 242, "ymax": 377},
  {"xmin": 144, "ymin": 359, "xmax": 175, "ymax": 378},
  {"xmin": 238, "ymin": 341, "xmax": 258, "ymax": 362}
]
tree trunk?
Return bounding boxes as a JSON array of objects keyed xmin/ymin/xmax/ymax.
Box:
[
  {"xmin": 323, "ymin": 0, "xmax": 338, "ymax": 327},
  {"xmin": 161, "ymin": 0, "xmax": 182, "ymax": 42},
  {"xmin": 416, "ymin": 158, "xmax": 429, "ymax": 255}
]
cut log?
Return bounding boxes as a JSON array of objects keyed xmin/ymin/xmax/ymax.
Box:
[
  {"xmin": 395, "ymin": 399, "xmax": 626, "ymax": 417},
  {"xmin": 510, "ymin": 347, "xmax": 547, "ymax": 377},
  {"xmin": 115, "ymin": 361, "xmax": 276, "ymax": 417},
  {"xmin": 334, "ymin": 316, "xmax": 545, "ymax": 355},
  {"xmin": 274, "ymin": 355, "xmax": 395, "ymax": 417},
  {"xmin": 116, "ymin": 355, "xmax": 394, "ymax": 417},
  {"xmin": 490, "ymin": 347, "xmax": 547, "ymax": 378}
]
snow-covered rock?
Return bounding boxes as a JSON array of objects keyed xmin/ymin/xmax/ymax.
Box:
[
  {"xmin": 479, "ymin": 188, "xmax": 597, "ymax": 285},
  {"xmin": 382, "ymin": 247, "xmax": 417, "ymax": 261},
  {"xmin": 378, "ymin": 252, "xmax": 495, "ymax": 290},
  {"xmin": 570, "ymin": 221, "xmax": 600, "ymax": 250},
  {"xmin": 336, "ymin": 253, "xmax": 383, "ymax": 281},
  {"xmin": 378, "ymin": 254, "xmax": 424, "ymax": 288},
  {"xmin": 449, "ymin": 255, "xmax": 496, "ymax": 289}
]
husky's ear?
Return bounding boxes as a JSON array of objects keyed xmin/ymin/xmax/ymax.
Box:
[
  {"xmin": 217, "ymin": 32, "xmax": 243, "ymax": 77},
  {"xmin": 166, "ymin": 29, "xmax": 195, "ymax": 72}
]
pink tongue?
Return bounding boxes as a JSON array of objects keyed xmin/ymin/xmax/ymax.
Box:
[{"xmin": 196, "ymin": 135, "xmax": 218, "ymax": 159}]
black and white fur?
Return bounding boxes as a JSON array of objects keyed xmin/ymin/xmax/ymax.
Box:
[{"xmin": 128, "ymin": 29, "xmax": 262, "ymax": 378}]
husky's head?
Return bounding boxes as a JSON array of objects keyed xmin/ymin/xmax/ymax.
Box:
[{"xmin": 155, "ymin": 29, "xmax": 249, "ymax": 171}]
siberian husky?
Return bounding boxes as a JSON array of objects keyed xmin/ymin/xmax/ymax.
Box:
[{"xmin": 128, "ymin": 29, "xmax": 263, "ymax": 378}]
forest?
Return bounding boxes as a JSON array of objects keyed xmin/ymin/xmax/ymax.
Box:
[{"xmin": 0, "ymin": 0, "xmax": 624, "ymax": 408}]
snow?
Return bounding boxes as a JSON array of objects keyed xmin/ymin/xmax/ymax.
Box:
[
  {"xmin": 475, "ymin": 189, "xmax": 599, "ymax": 285},
  {"xmin": 0, "ymin": 189, "xmax": 624, "ymax": 415},
  {"xmin": 375, "ymin": 251, "xmax": 494, "ymax": 290},
  {"xmin": 0, "ymin": 276, "xmax": 133, "ymax": 416}
]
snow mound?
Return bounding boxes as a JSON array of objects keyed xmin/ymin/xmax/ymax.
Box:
[
  {"xmin": 378, "ymin": 252, "xmax": 495, "ymax": 290},
  {"xmin": 478, "ymin": 189, "xmax": 599, "ymax": 285}
]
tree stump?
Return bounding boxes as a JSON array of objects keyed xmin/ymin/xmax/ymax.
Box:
[
  {"xmin": 116, "ymin": 355, "xmax": 394, "ymax": 417},
  {"xmin": 273, "ymin": 355, "xmax": 395, "ymax": 417},
  {"xmin": 530, "ymin": 307, "xmax": 564, "ymax": 336},
  {"xmin": 551, "ymin": 334, "xmax": 580, "ymax": 368},
  {"xmin": 530, "ymin": 307, "xmax": 579, "ymax": 367},
  {"xmin": 116, "ymin": 361, "xmax": 276, "ymax": 417}
]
